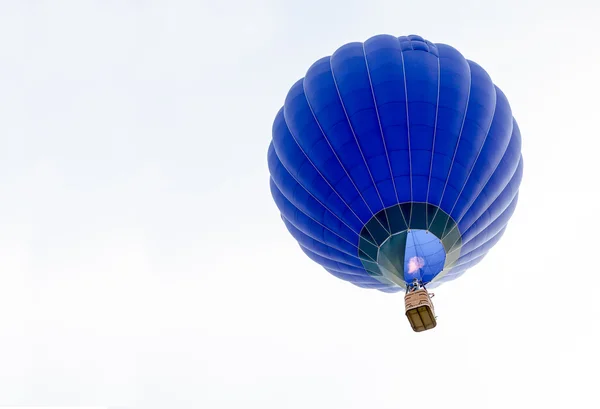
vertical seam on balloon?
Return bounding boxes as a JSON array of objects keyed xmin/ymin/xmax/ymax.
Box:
[
  {"xmin": 458, "ymin": 201, "xmax": 514, "ymax": 256},
  {"xmin": 441, "ymin": 77, "xmax": 498, "ymax": 239},
  {"xmin": 328, "ymin": 54, "xmax": 392, "ymax": 235},
  {"xmin": 448, "ymin": 201, "xmax": 518, "ymax": 257},
  {"xmin": 442, "ymin": 253, "xmax": 487, "ymax": 280},
  {"xmin": 277, "ymin": 193, "xmax": 378, "ymax": 262},
  {"xmin": 271, "ymin": 144, "xmax": 369, "ymax": 238},
  {"xmin": 457, "ymin": 138, "xmax": 521, "ymax": 237},
  {"xmin": 300, "ymin": 244, "xmax": 372, "ymax": 277},
  {"xmin": 276, "ymin": 149, "xmax": 378, "ymax": 250},
  {"xmin": 281, "ymin": 101, "xmax": 383, "ymax": 249},
  {"xmin": 445, "ymin": 161, "xmax": 521, "ymax": 252},
  {"xmin": 298, "ymin": 243, "xmax": 366, "ymax": 270},
  {"xmin": 445, "ymin": 252, "xmax": 487, "ymax": 276},
  {"xmin": 298, "ymin": 71, "xmax": 391, "ymax": 239},
  {"xmin": 282, "ymin": 213, "xmax": 378, "ymax": 264},
  {"xmin": 425, "ymin": 55, "xmax": 441, "ymax": 229},
  {"xmin": 398, "ymin": 41, "xmax": 414, "ymax": 226},
  {"xmin": 428, "ymin": 58, "xmax": 472, "ymax": 230},
  {"xmin": 321, "ymin": 266, "xmax": 384, "ymax": 283},
  {"xmin": 299, "ymin": 94, "xmax": 390, "ymax": 242},
  {"xmin": 286, "ymin": 218, "xmax": 365, "ymax": 265},
  {"xmin": 441, "ymin": 117, "xmax": 517, "ymax": 244},
  {"xmin": 461, "ymin": 163, "xmax": 521, "ymax": 243},
  {"xmin": 361, "ymin": 41, "xmax": 409, "ymax": 229},
  {"xmin": 448, "ymin": 224, "xmax": 508, "ymax": 264}
]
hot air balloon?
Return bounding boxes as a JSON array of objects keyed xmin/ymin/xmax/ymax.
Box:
[{"xmin": 267, "ymin": 34, "xmax": 523, "ymax": 332}]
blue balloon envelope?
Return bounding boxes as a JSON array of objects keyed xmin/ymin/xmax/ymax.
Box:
[{"xmin": 268, "ymin": 34, "xmax": 523, "ymax": 293}]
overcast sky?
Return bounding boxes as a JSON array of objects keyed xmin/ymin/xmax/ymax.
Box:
[{"xmin": 0, "ymin": 1, "xmax": 598, "ymax": 408}]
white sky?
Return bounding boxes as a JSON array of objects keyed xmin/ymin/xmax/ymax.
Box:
[{"xmin": 0, "ymin": 1, "xmax": 598, "ymax": 408}]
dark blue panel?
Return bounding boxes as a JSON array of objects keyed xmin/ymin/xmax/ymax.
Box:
[
  {"xmin": 458, "ymin": 120, "xmax": 522, "ymax": 234},
  {"xmin": 461, "ymin": 161, "xmax": 522, "ymax": 245},
  {"xmin": 451, "ymin": 226, "xmax": 508, "ymax": 274},
  {"xmin": 439, "ymin": 61, "xmax": 496, "ymax": 214},
  {"xmin": 426, "ymin": 44, "xmax": 471, "ymax": 211},
  {"xmin": 459, "ymin": 198, "xmax": 516, "ymax": 259},
  {"xmin": 363, "ymin": 35, "xmax": 409, "ymax": 208},
  {"xmin": 322, "ymin": 269, "xmax": 385, "ymax": 286},
  {"xmin": 361, "ymin": 36, "xmax": 412, "ymax": 203},
  {"xmin": 282, "ymin": 218, "xmax": 364, "ymax": 268},
  {"xmin": 281, "ymin": 80, "xmax": 376, "ymax": 225},
  {"xmin": 439, "ymin": 253, "xmax": 487, "ymax": 284},
  {"xmin": 271, "ymin": 109, "xmax": 374, "ymax": 230},
  {"xmin": 301, "ymin": 246, "xmax": 374, "ymax": 278},
  {"xmin": 301, "ymin": 57, "xmax": 388, "ymax": 222},
  {"xmin": 268, "ymin": 143, "xmax": 363, "ymax": 240},
  {"xmin": 270, "ymin": 180, "xmax": 360, "ymax": 258},
  {"xmin": 449, "ymin": 86, "xmax": 513, "ymax": 221},
  {"xmin": 459, "ymin": 153, "xmax": 523, "ymax": 241},
  {"xmin": 403, "ymin": 47, "xmax": 439, "ymax": 202}
]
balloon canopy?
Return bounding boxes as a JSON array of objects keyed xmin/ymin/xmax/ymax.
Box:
[{"xmin": 268, "ymin": 34, "xmax": 523, "ymax": 293}]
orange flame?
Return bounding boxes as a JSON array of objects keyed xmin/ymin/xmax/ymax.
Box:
[{"xmin": 407, "ymin": 256, "xmax": 425, "ymax": 274}]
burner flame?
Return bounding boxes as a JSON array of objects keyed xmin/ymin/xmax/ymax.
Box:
[{"xmin": 407, "ymin": 256, "xmax": 425, "ymax": 274}]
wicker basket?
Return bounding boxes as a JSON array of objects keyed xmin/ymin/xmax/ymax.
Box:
[{"xmin": 405, "ymin": 289, "xmax": 437, "ymax": 332}]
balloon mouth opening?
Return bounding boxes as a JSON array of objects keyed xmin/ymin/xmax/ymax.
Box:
[{"xmin": 357, "ymin": 203, "xmax": 463, "ymax": 289}]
